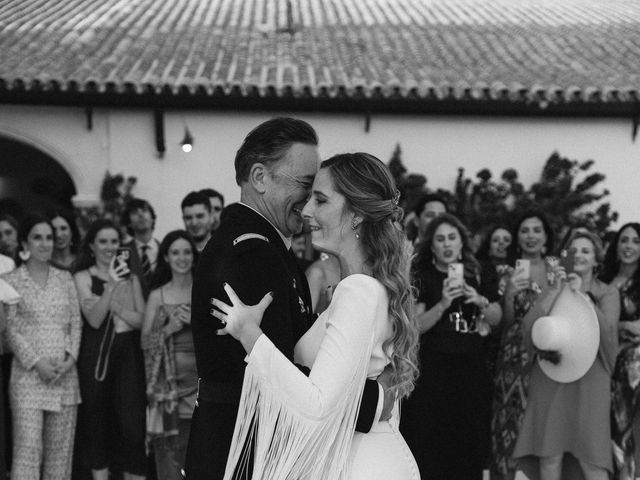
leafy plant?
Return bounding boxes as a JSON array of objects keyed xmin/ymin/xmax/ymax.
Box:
[{"xmin": 388, "ymin": 147, "xmax": 617, "ymax": 240}]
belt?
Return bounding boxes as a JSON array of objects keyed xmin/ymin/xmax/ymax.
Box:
[{"xmin": 196, "ymin": 378, "xmax": 242, "ymax": 406}]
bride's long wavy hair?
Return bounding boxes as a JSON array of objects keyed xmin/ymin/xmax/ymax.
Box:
[{"xmin": 321, "ymin": 153, "xmax": 420, "ymax": 398}]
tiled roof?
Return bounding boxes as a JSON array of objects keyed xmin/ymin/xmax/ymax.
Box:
[{"xmin": 1, "ymin": 0, "xmax": 639, "ymax": 109}]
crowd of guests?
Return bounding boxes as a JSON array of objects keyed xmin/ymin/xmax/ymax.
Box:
[
  {"xmin": 393, "ymin": 197, "xmax": 636, "ymax": 480},
  {"xmin": 300, "ymin": 195, "xmax": 640, "ymax": 480},
  {"xmin": 0, "ymin": 189, "xmax": 220, "ymax": 480},
  {"xmin": 0, "ymin": 183, "xmax": 639, "ymax": 480}
]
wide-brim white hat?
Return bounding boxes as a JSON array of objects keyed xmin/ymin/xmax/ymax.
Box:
[{"xmin": 531, "ymin": 285, "xmax": 599, "ymax": 383}]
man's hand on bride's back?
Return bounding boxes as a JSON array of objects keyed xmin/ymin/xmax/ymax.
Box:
[
  {"xmin": 210, "ymin": 283, "xmax": 274, "ymax": 353},
  {"xmin": 377, "ymin": 366, "xmax": 396, "ymax": 422}
]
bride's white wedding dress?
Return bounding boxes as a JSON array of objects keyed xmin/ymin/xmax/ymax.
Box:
[{"xmin": 224, "ymin": 274, "xmax": 420, "ymax": 480}]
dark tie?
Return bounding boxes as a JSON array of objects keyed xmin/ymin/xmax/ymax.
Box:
[{"xmin": 140, "ymin": 245, "xmax": 152, "ymax": 278}]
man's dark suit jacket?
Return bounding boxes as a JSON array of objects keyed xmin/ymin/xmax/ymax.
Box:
[{"xmin": 184, "ymin": 203, "xmax": 379, "ymax": 480}]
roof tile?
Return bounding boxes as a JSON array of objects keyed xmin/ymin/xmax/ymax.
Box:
[{"xmin": 1, "ymin": 0, "xmax": 639, "ymax": 104}]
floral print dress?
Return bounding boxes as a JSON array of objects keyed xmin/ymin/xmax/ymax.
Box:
[{"xmin": 491, "ymin": 260, "xmax": 556, "ymax": 477}]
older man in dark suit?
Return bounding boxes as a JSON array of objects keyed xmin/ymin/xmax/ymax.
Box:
[{"xmin": 185, "ymin": 118, "xmax": 383, "ymax": 479}]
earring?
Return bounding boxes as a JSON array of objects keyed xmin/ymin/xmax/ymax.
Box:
[
  {"xmin": 351, "ymin": 218, "xmax": 360, "ymax": 240},
  {"xmin": 18, "ymin": 250, "xmax": 30, "ymax": 262}
]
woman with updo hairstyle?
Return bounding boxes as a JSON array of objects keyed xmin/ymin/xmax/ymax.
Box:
[
  {"xmin": 401, "ymin": 213, "xmax": 502, "ymax": 480},
  {"xmin": 602, "ymin": 222, "xmax": 640, "ymax": 479},
  {"xmin": 209, "ymin": 152, "xmax": 421, "ymax": 479}
]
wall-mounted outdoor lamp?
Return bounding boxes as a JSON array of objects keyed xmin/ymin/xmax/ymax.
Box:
[{"xmin": 181, "ymin": 126, "xmax": 194, "ymax": 153}]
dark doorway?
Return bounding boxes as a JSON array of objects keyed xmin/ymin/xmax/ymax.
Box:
[{"xmin": 0, "ymin": 136, "xmax": 76, "ymax": 218}]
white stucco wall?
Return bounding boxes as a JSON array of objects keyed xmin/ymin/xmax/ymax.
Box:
[{"xmin": 0, "ymin": 104, "xmax": 638, "ymax": 238}]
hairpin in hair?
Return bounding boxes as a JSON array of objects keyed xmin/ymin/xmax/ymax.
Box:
[{"xmin": 392, "ymin": 190, "xmax": 401, "ymax": 206}]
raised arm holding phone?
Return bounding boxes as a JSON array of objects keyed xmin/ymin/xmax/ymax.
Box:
[
  {"xmin": 73, "ymin": 219, "xmax": 147, "ymax": 480},
  {"xmin": 491, "ymin": 210, "xmax": 558, "ymax": 478},
  {"xmin": 402, "ymin": 213, "xmax": 501, "ymax": 480}
]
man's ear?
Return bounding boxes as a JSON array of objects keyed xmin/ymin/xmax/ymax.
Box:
[{"xmin": 249, "ymin": 163, "xmax": 268, "ymax": 194}]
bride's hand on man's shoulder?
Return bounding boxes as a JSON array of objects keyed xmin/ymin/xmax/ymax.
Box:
[{"xmin": 210, "ymin": 283, "xmax": 274, "ymax": 341}]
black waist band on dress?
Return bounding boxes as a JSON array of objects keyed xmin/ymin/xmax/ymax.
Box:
[{"xmin": 196, "ymin": 378, "xmax": 242, "ymax": 405}]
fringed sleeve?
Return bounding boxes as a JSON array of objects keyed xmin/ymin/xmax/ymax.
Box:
[{"xmin": 224, "ymin": 274, "xmax": 383, "ymax": 480}]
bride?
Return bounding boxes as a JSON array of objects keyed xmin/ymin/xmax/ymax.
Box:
[{"xmin": 211, "ymin": 152, "xmax": 421, "ymax": 480}]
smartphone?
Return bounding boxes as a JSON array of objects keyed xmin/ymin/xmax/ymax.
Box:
[
  {"xmin": 115, "ymin": 247, "xmax": 131, "ymax": 278},
  {"xmin": 560, "ymin": 248, "xmax": 577, "ymax": 274},
  {"xmin": 447, "ymin": 263, "xmax": 464, "ymax": 288},
  {"xmin": 515, "ymin": 259, "xmax": 530, "ymax": 279}
]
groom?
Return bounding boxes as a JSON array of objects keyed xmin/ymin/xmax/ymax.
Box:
[{"xmin": 184, "ymin": 117, "xmax": 384, "ymax": 479}]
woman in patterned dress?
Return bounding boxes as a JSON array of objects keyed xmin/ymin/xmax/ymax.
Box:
[
  {"xmin": 491, "ymin": 210, "xmax": 557, "ymax": 479},
  {"xmin": 4, "ymin": 213, "xmax": 81, "ymax": 479},
  {"xmin": 141, "ymin": 230, "xmax": 198, "ymax": 480},
  {"xmin": 602, "ymin": 223, "xmax": 640, "ymax": 480}
]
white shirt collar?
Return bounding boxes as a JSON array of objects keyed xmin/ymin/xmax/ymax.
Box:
[{"xmin": 238, "ymin": 202, "xmax": 291, "ymax": 250}]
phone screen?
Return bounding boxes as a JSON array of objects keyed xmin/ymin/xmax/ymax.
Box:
[
  {"xmin": 560, "ymin": 248, "xmax": 577, "ymax": 274},
  {"xmin": 515, "ymin": 259, "xmax": 530, "ymax": 279},
  {"xmin": 448, "ymin": 263, "xmax": 464, "ymax": 288},
  {"xmin": 115, "ymin": 247, "xmax": 131, "ymax": 278}
]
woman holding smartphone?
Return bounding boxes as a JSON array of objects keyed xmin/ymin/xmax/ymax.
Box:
[
  {"xmin": 73, "ymin": 219, "xmax": 147, "ymax": 480},
  {"xmin": 491, "ymin": 210, "xmax": 557, "ymax": 479},
  {"xmin": 401, "ymin": 213, "xmax": 501, "ymax": 480}
]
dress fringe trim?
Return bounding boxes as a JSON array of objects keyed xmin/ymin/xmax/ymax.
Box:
[{"xmin": 223, "ymin": 335, "xmax": 373, "ymax": 480}]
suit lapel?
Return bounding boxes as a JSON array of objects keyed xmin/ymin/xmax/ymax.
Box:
[{"xmin": 226, "ymin": 204, "xmax": 314, "ymax": 338}]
